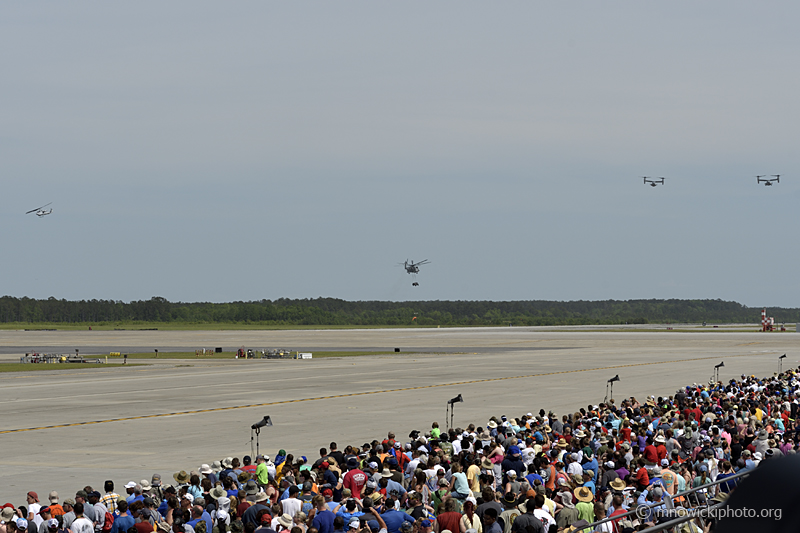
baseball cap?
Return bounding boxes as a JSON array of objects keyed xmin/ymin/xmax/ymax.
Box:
[
  {"xmin": 348, "ymin": 520, "xmax": 361, "ymax": 530},
  {"xmin": 124, "ymin": 482, "xmax": 136, "ymax": 489},
  {"xmin": 47, "ymin": 519, "xmax": 59, "ymax": 529},
  {"xmin": 16, "ymin": 519, "xmax": 28, "ymax": 529},
  {"xmin": 421, "ymin": 520, "xmax": 432, "ymax": 528}
]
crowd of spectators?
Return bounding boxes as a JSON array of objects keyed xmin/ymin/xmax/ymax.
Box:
[{"xmin": 3, "ymin": 369, "xmax": 798, "ymax": 533}]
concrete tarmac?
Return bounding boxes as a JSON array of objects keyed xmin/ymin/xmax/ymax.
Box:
[{"xmin": 0, "ymin": 327, "xmax": 796, "ymax": 505}]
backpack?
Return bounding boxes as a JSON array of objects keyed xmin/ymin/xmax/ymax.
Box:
[{"xmin": 101, "ymin": 511, "xmax": 114, "ymax": 533}]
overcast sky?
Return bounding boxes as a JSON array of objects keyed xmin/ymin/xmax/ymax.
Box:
[{"xmin": 2, "ymin": 2, "xmax": 799, "ymax": 307}]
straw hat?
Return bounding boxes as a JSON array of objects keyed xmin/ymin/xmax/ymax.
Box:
[
  {"xmin": 609, "ymin": 479, "xmax": 626, "ymax": 491},
  {"xmin": 278, "ymin": 514, "xmax": 293, "ymax": 529},
  {"xmin": 173, "ymin": 471, "xmax": 190, "ymax": 484},
  {"xmin": 574, "ymin": 486, "xmax": 593, "ymax": 503},
  {"xmin": 557, "ymin": 438, "xmax": 568, "ymax": 448}
]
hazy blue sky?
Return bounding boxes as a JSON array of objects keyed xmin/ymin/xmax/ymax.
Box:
[{"xmin": 3, "ymin": 2, "xmax": 799, "ymax": 307}]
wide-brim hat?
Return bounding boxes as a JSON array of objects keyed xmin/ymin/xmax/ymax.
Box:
[
  {"xmin": 244, "ymin": 480, "xmax": 259, "ymax": 496},
  {"xmin": 211, "ymin": 461, "xmax": 223, "ymax": 473},
  {"xmin": 209, "ymin": 487, "xmax": 226, "ymax": 500},
  {"xmin": 487, "ymin": 421, "xmax": 498, "ymax": 429},
  {"xmin": 574, "ymin": 430, "xmax": 585, "ymax": 438},
  {"xmin": 381, "ymin": 468, "xmax": 393, "ymax": 478},
  {"xmin": 278, "ymin": 514, "xmax": 293, "ymax": 529},
  {"xmin": 574, "ymin": 487, "xmax": 593, "ymax": 503},
  {"xmin": 654, "ymin": 436, "xmax": 666, "ymax": 444},
  {"xmin": 478, "ymin": 431, "xmax": 490, "ymax": 440},
  {"xmin": 174, "ymin": 471, "xmax": 191, "ymax": 484},
  {"xmin": 199, "ymin": 464, "xmax": 213, "ymax": 475},
  {"xmin": 481, "ymin": 458, "xmax": 493, "ymax": 470},
  {"xmin": 251, "ymin": 492, "xmax": 268, "ymax": 504},
  {"xmin": 609, "ymin": 479, "xmax": 626, "ymax": 491},
  {"xmin": 222, "ymin": 457, "xmax": 234, "ymax": 469},
  {"xmin": 557, "ymin": 438, "xmax": 568, "ymax": 448},
  {"xmin": 1, "ymin": 508, "xmax": 15, "ymax": 522},
  {"xmin": 238, "ymin": 472, "xmax": 252, "ymax": 483}
]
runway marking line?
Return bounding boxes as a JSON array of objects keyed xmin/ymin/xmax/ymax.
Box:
[{"xmin": 0, "ymin": 351, "xmax": 770, "ymax": 435}]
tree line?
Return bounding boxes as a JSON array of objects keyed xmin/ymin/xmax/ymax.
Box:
[{"xmin": 0, "ymin": 296, "xmax": 796, "ymax": 326}]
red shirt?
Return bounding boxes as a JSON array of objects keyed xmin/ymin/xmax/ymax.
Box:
[
  {"xmin": 644, "ymin": 445, "xmax": 659, "ymax": 464},
  {"xmin": 636, "ymin": 467, "xmax": 649, "ymax": 488},
  {"xmin": 656, "ymin": 445, "xmax": 667, "ymax": 461},
  {"xmin": 436, "ymin": 512, "xmax": 461, "ymax": 533},
  {"xmin": 343, "ymin": 469, "xmax": 367, "ymax": 498},
  {"xmin": 134, "ymin": 522, "xmax": 153, "ymax": 533}
]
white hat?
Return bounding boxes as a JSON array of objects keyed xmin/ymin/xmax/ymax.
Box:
[
  {"xmin": 124, "ymin": 481, "xmax": 137, "ymax": 489},
  {"xmin": 199, "ymin": 464, "xmax": 213, "ymax": 475}
]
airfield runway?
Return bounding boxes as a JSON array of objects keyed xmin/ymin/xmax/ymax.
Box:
[{"xmin": 0, "ymin": 327, "xmax": 796, "ymax": 504}]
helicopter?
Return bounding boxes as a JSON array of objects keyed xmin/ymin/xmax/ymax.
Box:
[
  {"xmin": 757, "ymin": 175, "xmax": 780, "ymax": 186},
  {"xmin": 400, "ymin": 259, "xmax": 430, "ymax": 287},
  {"xmin": 26, "ymin": 203, "xmax": 53, "ymax": 217},
  {"xmin": 642, "ymin": 177, "xmax": 665, "ymax": 187}
]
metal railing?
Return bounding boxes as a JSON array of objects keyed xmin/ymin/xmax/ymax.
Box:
[{"xmin": 582, "ymin": 468, "xmax": 751, "ymax": 532}]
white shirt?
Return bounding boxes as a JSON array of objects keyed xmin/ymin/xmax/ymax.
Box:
[
  {"xmin": 281, "ymin": 498, "xmax": 302, "ymax": 518},
  {"xmin": 566, "ymin": 462, "xmax": 583, "ymax": 477},
  {"xmin": 93, "ymin": 502, "xmax": 108, "ymax": 531},
  {"xmin": 71, "ymin": 517, "xmax": 94, "ymax": 533},
  {"xmin": 452, "ymin": 440, "xmax": 463, "ymax": 456},
  {"xmin": 28, "ymin": 503, "xmax": 43, "ymax": 528},
  {"xmin": 533, "ymin": 509, "xmax": 555, "ymax": 530}
]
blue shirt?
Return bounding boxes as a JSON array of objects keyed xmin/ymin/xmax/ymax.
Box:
[
  {"xmin": 312, "ymin": 510, "xmax": 335, "ymax": 533},
  {"xmin": 385, "ymin": 479, "xmax": 406, "ymax": 497},
  {"xmin": 525, "ymin": 473, "xmax": 542, "ymax": 487},
  {"xmin": 380, "ymin": 510, "xmax": 415, "ymax": 533},
  {"xmin": 111, "ymin": 514, "xmax": 134, "ymax": 533},
  {"xmin": 336, "ymin": 511, "xmax": 364, "ymax": 523},
  {"xmin": 201, "ymin": 511, "xmax": 213, "ymax": 533},
  {"xmin": 582, "ymin": 458, "xmax": 598, "ymax": 481}
]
